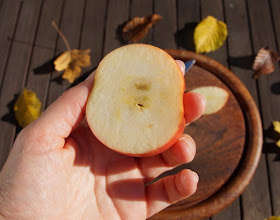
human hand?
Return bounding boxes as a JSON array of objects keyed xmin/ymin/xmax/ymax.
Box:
[{"xmin": 0, "ymin": 60, "xmax": 205, "ymax": 220}]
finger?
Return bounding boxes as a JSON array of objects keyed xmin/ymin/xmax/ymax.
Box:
[
  {"xmin": 137, "ymin": 134, "xmax": 196, "ymax": 183},
  {"xmin": 175, "ymin": 60, "xmax": 185, "ymax": 75},
  {"xmin": 26, "ymin": 71, "xmax": 96, "ymax": 146},
  {"xmin": 184, "ymin": 92, "xmax": 206, "ymax": 124},
  {"xmin": 146, "ymin": 169, "xmax": 198, "ymax": 218}
]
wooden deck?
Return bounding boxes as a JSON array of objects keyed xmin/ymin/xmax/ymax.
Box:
[{"xmin": 0, "ymin": 0, "xmax": 279, "ymax": 219}]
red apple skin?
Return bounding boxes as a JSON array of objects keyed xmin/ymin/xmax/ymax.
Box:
[{"xmin": 87, "ymin": 44, "xmax": 186, "ymax": 157}]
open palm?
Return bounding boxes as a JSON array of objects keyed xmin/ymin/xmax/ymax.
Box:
[{"xmin": 0, "ymin": 61, "xmax": 205, "ymax": 219}]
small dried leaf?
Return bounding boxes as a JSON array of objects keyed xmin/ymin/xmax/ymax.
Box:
[
  {"xmin": 276, "ymin": 140, "xmax": 280, "ymax": 148},
  {"xmin": 70, "ymin": 49, "xmax": 91, "ymax": 67},
  {"xmin": 14, "ymin": 88, "xmax": 42, "ymax": 128},
  {"xmin": 265, "ymin": 216, "xmax": 280, "ymax": 220},
  {"xmin": 62, "ymin": 63, "xmax": 81, "ymax": 83},
  {"xmin": 54, "ymin": 51, "xmax": 71, "ymax": 71},
  {"xmin": 54, "ymin": 49, "xmax": 91, "ymax": 83},
  {"xmin": 194, "ymin": 16, "xmax": 228, "ymax": 53},
  {"xmin": 273, "ymin": 121, "xmax": 280, "ymax": 134},
  {"xmin": 122, "ymin": 14, "xmax": 162, "ymax": 43},
  {"xmin": 252, "ymin": 48, "xmax": 280, "ymax": 78}
]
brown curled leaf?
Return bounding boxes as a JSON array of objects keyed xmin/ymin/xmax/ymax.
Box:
[
  {"xmin": 252, "ymin": 48, "xmax": 280, "ymax": 79},
  {"xmin": 122, "ymin": 14, "xmax": 162, "ymax": 43}
]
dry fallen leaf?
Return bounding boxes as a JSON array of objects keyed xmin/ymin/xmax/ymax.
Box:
[
  {"xmin": 54, "ymin": 51, "xmax": 71, "ymax": 71},
  {"xmin": 273, "ymin": 121, "xmax": 280, "ymax": 133},
  {"xmin": 252, "ymin": 48, "xmax": 280, "ymax": 79},
  {"xmin": 273, "ymin": 121, "xmax": 280, "ymax": 147},
  {"xmin": 190, "ymin": 86, "xmax": 229, "ymax": 115},
  {"xmin": 54, "ymin": 49, "xmax": 91, "ymax": 83},
  {"xmin": 122, "ymin": 14, "xmax": 162, "ymax": 43},
  {"xmin": 14, "ymin": 88, "xmax": 42, "ymax": 128},
  {"xmin": 194, "ymin": 16, "xmax": 228, "ymax": 53},
  {"xmin": 265, "ymin": 216, "xmax": 280, "ymax": 220},
  {"xmin": 52, "ymin": 21, "xmax": 91, "ymax": 83}
]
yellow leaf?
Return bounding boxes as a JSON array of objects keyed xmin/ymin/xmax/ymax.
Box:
[
  {"xmin": 71, "ymin": 49, "xmax": 91, "ymax": 67},
  {"xmin": 194, "ymin": 16, "xmax": 228, "ymax": 53},
  {"xmin": 54, "ymin": 51, "xmax": 71, "ymax": 71},
  {"xmin": 54, "ymin": 49, "xmax": 91, "ymax": 83},
  {"xmin": 62, "ymin": 64, "xmax": 81, "ymax": 83},
  {"xmin": 273, "ymin": 121, "xmax": 280, "ymax": 134},
  {"xmin": 14, "ymin": 88, "xmax": 42, "ymax": 128},
  {"xmin": 276, "ymin": 140, "xmax": 280, "ymax": 148},
  {"xmin": 265, "ymin": 216, "xmax": 280, "ymax": 220}
]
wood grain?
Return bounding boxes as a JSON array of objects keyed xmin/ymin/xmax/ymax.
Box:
[
  {"xmin": 268, "ymin": 0, "xmax": 280, "ymax": 215},
  {"xmin": 46, "ymin": 0, "xmax": 85, "ymax": 106},
  {"xmin": 153, "ymin": 0, "xmax": 176, "ymax": 49},
  {"xmin": 130, "ymin": 0, "xmax": 153, "ymax": 45},
  {"xmin": 177, "ymin": 65, "xmax": 245, "ymax": 207},
  {"xmin": 246, "ymin": 0, "xmax": 280, "ymax": 218},
  {"xmin": 0, "ymin": 0, "xmax": 43, "ymax": 169},
  {"xmin": 150, "ymin": 49, "xmax": 262, "ymax": 220},
  {"xmin": 103, "ymin": 0, "xmax": 129, "ymax": 56},
  {"xmin": 223, "ymin": 0, "xmax": 272, "ymax": 219},
  {"xmin": 0, "ymin": 0, "xmax": 20, "ymax": 92}
]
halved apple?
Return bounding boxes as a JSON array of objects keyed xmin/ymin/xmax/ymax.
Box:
[
  {"xmin": 190, "ymin": 86, "xmax": 229, "ymax": 115},
  {"xmin": 86, "ymin": 44, "xmax": 185, "ymax": 157}
]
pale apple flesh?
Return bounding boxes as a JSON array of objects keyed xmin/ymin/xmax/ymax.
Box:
[
  {"xmin": 190, "ymin": 86, "xmax": 229, "ymax": 115},
  {"xmin": 86, "ymin": 44, "xmax": 185, "ymax": 157}
]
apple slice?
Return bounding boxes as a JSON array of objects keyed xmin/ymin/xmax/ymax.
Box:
[
  {"xmin": 190, "ymin": 86, "xmax": 229, "ymax": 115},
  {"xmin": 86, "ymin": 44, "xmax": 185, "ymax": 157}
]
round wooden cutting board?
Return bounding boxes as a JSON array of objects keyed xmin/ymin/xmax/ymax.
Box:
[{"xmin": 150, "ymin": 50, "xmax": 263, "ymax": 220}]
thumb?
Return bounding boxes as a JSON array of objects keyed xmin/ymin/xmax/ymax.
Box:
[{"xmin": 26, "ymin": 71, "xmax": 95, "ymax": 145}]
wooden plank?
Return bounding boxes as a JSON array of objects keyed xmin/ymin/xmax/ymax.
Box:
[
  {"xmin": 130, "ymin": 0, "xmax": 153, "ymax": 44},
  {"xmin": 177, "ymin": 0, "xmax": 200, "ymax": 51},
  {"xmin": 0, "ymin": 0, "xmax": 43, "ymax": 169},
  {"xmin": 254, "ymin": 0, "xmax": 280, "ymax": 216},
  {"xmin": 212, "ymin": 199, "xmax": 241, "ymax": 220},
  {"xmin": 46, "ymin": 0, "xmax": 86, "ymax": 106},
  {"xmin": 80, "ymin": 0, "xmax": 107, "ymax": 70},
  {"xmin": 200, "ymin": 0, "xmax": 228, "ymax": 66},
  {"xmin": 153, "ymin": 0, "xmax": 176, "ymax": 49},
  {"xmin": 25, "ymin": 0, "xmax": 64, "ymax": 107},
  {"xmin": 245, "ymin": 0, "xmax": 280, "ymax": 218},
  {"xmin": 267, "ymin": 0, "xmax": 280, "ymax": 215},
  {"xmin": 0, "ymin": 0, "xmax": 20, "ymax": 91},
  {"xmin": 199, "ymin": 1, "xmax": 240, "ymax": 219},
  {"xmin": 224, "ymin": 0, "xmax": 272, "ymax": 219},
  {"xmin": 177, "ymin": 3, "xmax": 210, "ymax": 219},
  {"xmin": 103, "ymin": 0, "xmax": 129, "ymax": 56}
]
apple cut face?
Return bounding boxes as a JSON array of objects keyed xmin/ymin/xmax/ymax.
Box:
[
  {"xmin": 190, "ymin": 86, "xmax": 229, "ymax": 115},
  {"xmin": 86, "ymin": 44, "xmax": 185, "ymax": 156}
]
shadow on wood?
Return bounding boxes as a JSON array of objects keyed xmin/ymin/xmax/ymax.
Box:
[
  {"xmin": 175, "ymin": 22, "xmax": 197, "ymax": 51},
  {"xmin": 271, "ymin": 81, "xmax": 280, "ymax": 94},
  {"xmin": 228, "ymin": 55, "xmax": 254, "ymax": 70},
  {"xmin": 1, "ymin": 93, "xmax": 23, "ymax": 134},
  {"xmin": 51, "ymin": 74, "xmax": 64, "ymax": 85},
  {"xmin": 263, "ymin": 124, "xmax": 280, "ymax": 161},
  {"xmin": 33, "ymin": 56, "xmax": 58, "ymax": 74},
  {"xmin": 116, "ymin": 21, "xmax": 128, "ymax": 45}
]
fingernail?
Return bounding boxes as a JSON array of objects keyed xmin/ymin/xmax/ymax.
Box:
[
  {"xmin": 179, "ymin": 137, "xmax": 194, "ymax": 154},
  {"xmin": 191, "ymin": 171, "xmax": 199, "ymax": 183}
]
